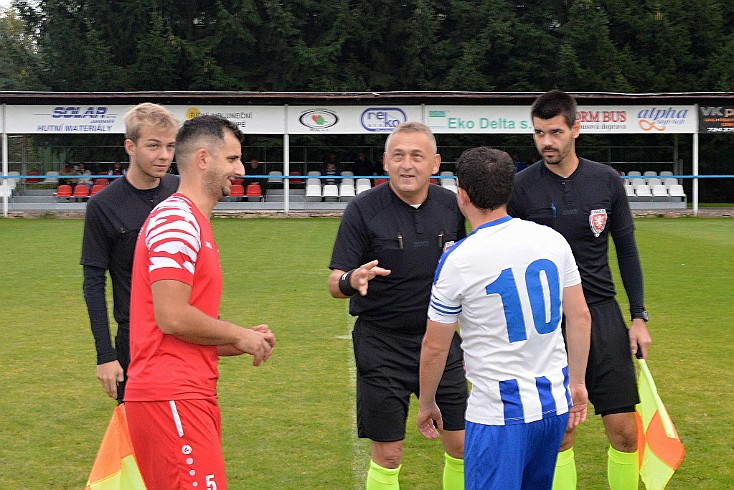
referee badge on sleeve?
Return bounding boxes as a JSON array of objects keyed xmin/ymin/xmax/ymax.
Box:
[
  {"xmin": 443, "ymin": 240, "xmax": 455, "ymax": 253},
  {"xmin": 589, "ymin": 209, "xmax": 607, "ymax": 237}
]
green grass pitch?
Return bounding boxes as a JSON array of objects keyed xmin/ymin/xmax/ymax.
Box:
[{"xmin": 0, "ymin": 216, "xmax": 731, "ymax": 488}]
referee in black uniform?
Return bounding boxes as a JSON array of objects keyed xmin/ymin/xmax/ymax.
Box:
[
  {"xmin": 81, "ymin": 103, "xmax": 179, "ymax": 404},
  {"xmin": 507, "ymin": 90, "xmax": 652, "ymax": 490},
  {"xmin": 328, "ymin": 122, "xmax": 468, "ymax": 490}
]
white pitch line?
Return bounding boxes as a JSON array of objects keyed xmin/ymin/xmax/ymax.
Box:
[{"xmin": 339, "ymin": 304, "xmax": 369, "ymax": 488}]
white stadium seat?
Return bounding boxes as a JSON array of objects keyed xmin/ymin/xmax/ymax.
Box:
[
  {"xmin": 322, "ymin": 184, "xmax": 339, "ymax": 202},
  {"xmin": 339, "ymin": 181, "xmax": 355, "ymax": 201},
  {"xmin": 643, "ymin": 170, "xmax": 657, "ymax": 177},
  {"xmin": 652, "ymin": 184, "xmax": 668, "ymax": 198},
  {"xmin": 635, "ymin": 184, "xmax": 652, "ymax": 198}
]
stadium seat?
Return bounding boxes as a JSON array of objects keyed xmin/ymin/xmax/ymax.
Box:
[
  {"xmin": 664, "ymin": 177, "xmax": 679, "ymax": 189},
  {"xmin": 430, "ymin": 178, "xmax": 439, "ymax": 185},
  {"xmin": 307, "ymin": 171, "xmax": 321, "ymax": 177},
  {"xmin": 94, "ymin": 178, "xmax": 109, "ymax": 186},
  {"xmin": 0, "ymin": 182, "xmax": 11, "ymax": 198},
  {"xmin": 244, "ymin": 183, "xmax": 262, "ymax": 202},
  {"xmin": 305, "ymin": 182, "xmax": 322, "ymax": 202},
  {"xmin": 374, "ymin": 178, "xmax": 388, "ymax": 186},
  {"xmin": 55, "ymin": 184, "xmax": 73, "ymax": 198},
  {"xmin": 626, "ymin": 170, "xmax": 642, "ymax": 177},
  {"xmin": 73, "ymin": 185, "xmax": 90, "ymax": 200},
  {"xmin": 443, "ymin": 183, "xmax": 458, "ymax": 193},
  {"xmin": 630, "ymin": 177, "xmax": 646, "ymax": 189},
  {"xmin": 339, "ymin": 181, "xmax": 356, "ymax": 202},
  {"xmin": 441, "ymin": 177, "xmax": 457, "ymax": 188},
  {"xmin": 289, "ymin": 171, "xmax": 304, "ymax": 186},
  {"xmin": 7, "ymin": 171, "xmax": 20, "ymax": 189},
  {"xmin": 440, "ymin": 171, "xmax": 454, "ymax": 177},
  {"xmin": 42, "ymin": 171, "xmax": 59, "ymax": 184},
  {"xmin": 90, "ymin": 184, "xmax": 106, "ymax": 196},
  {"xmin": 659, "ymin": 170, "xmax": 674, "ymax": 177},
  {"xmin": 652, "ymin": 184, "xmax": 668, "ymax": 198},
  {"xmin": 341, "ymin": 171, "xmax": 354, "ymax": 178},
  {"xmin": 232, "ymin": 177, "xmax": 244, "ymax": 186},
  {"xmin": 322, "ymin": 184, "xmax": 339, "ymax": 202},
  {"xmin": 635, "ymin": 184, "xmax": 652, "ymax": 199},
  {"xmin": 267, "ymin": 171, "xmax": 284, "ymax": 189},
  {"xmin": 624, "ymin": 184, "xmax": 635, "ymax": 198},
  {"xmin": 355, "ymin": 179, "xmax": 371, "ymax": 195},
  {"xmin": 229, "ymin": 183, "xmax": 245, "ymax": 197},
  {"xmin": 643, "ymin": 170, "xmax": 658, "ymax": 177},
  {"xmin": 669, "ymin": 184, "xmax": 686, "ymax": 199},
  {"xmin": 647, "ymin": 177, "xmax": 662, "ymax": 189}
]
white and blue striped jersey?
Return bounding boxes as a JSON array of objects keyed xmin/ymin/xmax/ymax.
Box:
[{"xmin": 428, "ymin": 216, "xmax": 581, "ymax": 426}]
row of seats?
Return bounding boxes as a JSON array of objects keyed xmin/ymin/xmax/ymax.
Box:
[
  {"xmin": 625, "ymin": 177, "xmax": 680, "ymax": 189},
  {"xmin": 625, "ymin": 170, "xmax": 675, "ymax": 177},
  {"xmin": 625, "ymin": 183, "xmax": 686, "ymax": 199},
  {"xmin": 54, "ymin": 179, "xmax": 112, "ymax": 200}
]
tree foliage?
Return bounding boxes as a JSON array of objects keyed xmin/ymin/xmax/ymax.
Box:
[{"xmin": 2, "ymin": 0, "xmax": 732, "ymax": 93}]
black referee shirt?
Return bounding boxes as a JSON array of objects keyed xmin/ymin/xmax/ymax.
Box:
[
  {"xmin": 507, "ymin": 158, "xmax": 635, "ymax": 305},
  {"xmin": 330, "ymin": 182, "xmax": 466, "ymax": 334},
  {"xmin": 81, "ymin": 174, "xmax": 180, "ymax": 331}
]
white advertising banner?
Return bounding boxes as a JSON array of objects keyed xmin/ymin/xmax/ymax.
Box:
[
  {"xmin": 576, "ymin": 105, "xmax": 697, "ymax": 134},
  {"xmin": 426, "ymin": 104, "xmax": 698, "ymax": 134},
  {"xmin": 171, "ymin": 105, "xmax": 285, "ymax": 134},
  {"xmin": 3, "ymin": 104, "xmax": 286, "ymax": 134},
  {"xmin": 3, "ymin": 103, "xmax": 697, "ymax": 135},
  {"xmin": 6, "ymin": 105, "xmax": 128, "ymax": 134},
  {"xmin": 288, "ymin": 106, "xmax": 423, "ymax": 134},
  {"xmin": 426, "ymin": 105, "xmax": 533, "ymax": 134}
]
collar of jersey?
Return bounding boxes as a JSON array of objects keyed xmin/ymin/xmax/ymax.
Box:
[{"xmin": 472, "ymin": 215, "xmax": 513, "ymax": 234}]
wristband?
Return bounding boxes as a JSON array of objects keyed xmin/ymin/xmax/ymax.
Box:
[{"xmin": 338, "ymin": 270, "xmax": 359, "ymax": 297}]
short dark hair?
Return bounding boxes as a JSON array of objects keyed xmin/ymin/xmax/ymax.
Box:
[
  {"xmin": 455, "ymin": 147, "xmax": 515, "ymax": 211},
  {"xmin": 175, "ymin": 115, "xmax": 243, "ymax": 167},
  {"xmin": 531, "ymin": 90, "xmax": 577, "ymax": 127}
]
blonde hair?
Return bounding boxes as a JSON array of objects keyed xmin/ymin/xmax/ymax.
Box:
[{"xmin": 124, "ymin": 103, "xmax": 178, "ymax": 142}]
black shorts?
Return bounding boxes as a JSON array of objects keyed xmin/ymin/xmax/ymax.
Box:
[
  {"xmin": 352, "ymin": 318, "xmax": 468, "ymax": 442},
  {"xmin": 565, "ymin": 299, "xmax": 639, "ymax": 415}
]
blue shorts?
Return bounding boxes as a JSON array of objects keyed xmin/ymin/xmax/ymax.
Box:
[{"xmin": 465, "ymin": 415, "xmax": 568, "ymax": 490}]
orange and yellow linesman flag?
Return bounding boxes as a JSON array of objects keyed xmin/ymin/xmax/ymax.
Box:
[
  {"xmin": 635, "ymin": 357, "xmax": 685, "ymax": 490},
  {"xmin": 85, "ymin": 404, "xmax": 146, "ymax": 490}
]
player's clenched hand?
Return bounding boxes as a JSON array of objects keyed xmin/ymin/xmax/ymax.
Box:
[
  {"xmin": 352, "ymin": 260, "xmax": 391, "ymax": 296},
  {"xmin": 567, "ymin": 384, "xmax": 588, "ymax": 430},
  {"xmin": 233, "ymin": 325, "xmax": 275, "ymax": 366},
  {"xmin": 416, "ymin": 402, "xmax": 443, "ymax": 439},
  {"xmin": 96, "ymin": 360, "xmax": 124, "ymax": 400}
]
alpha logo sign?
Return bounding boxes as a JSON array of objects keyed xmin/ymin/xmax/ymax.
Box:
[
  {"xmin": 360, "ymin": 108, "xmax": 407, "ymax": 132},
  {"xmin": 699, "ymin": 106, "xmax": 734, "ymax": 133},
  {"xmin": 299, "ymin": 109, "xmax": 339, "ymax": 130},
  {"xmin": 636, "ymin": 107, "xmax": 690, "ymax": 132}
]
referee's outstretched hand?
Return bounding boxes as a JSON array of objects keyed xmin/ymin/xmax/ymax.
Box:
[{"xmin": 352, "ymin": 260, "xmax": 391, "ymax": 296}]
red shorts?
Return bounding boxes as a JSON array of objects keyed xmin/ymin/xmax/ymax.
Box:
[{"xmin": 126, "ymin": 399, "xmax": 227, "ymax": 490}]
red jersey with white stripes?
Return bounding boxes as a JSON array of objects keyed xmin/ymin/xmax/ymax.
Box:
[{"xmin": 125, "ymin": 193, "xmax": 222, "ymax": 402}]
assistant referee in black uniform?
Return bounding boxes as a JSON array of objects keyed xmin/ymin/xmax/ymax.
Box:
[
  {"xmin": 328, "ymin": 122, "xmax": 468, "ymax": 490},
  {"xmin": 507, "ymin": 90, "xmax": 652, "ymax": 490},
  {"xmin": 81, "ymin": 103, "xmax": 179, "ymax": 404}
]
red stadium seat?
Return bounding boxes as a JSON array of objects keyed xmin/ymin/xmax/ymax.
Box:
[
  {"xmin": 73, "ymin": 185, "xmax": 90, "ymax": 199},
  {"xmin": 246, "ymin": 183, "xmax": 262, "ymax": 198},
  {"xmin": 229, "ymin": 184, "xmax": 245, "ymax": 197},
  {"xmin": 90, "ymin": 184, "xmax": 106, "ymax": 196},
  {"xmin": 232, "ymin": 177, "xmax": 244, "ymax": 186},
  {"xmin": 55, "ymin": 184, "xmax": 73, "ymax": 198},
  {"xmin": 374, "ymin": 178, "xmax": 388, "ymax": 186},
  {"xmin": 94, "ymin": 178, "xmax": 109, "ymax": 186}
]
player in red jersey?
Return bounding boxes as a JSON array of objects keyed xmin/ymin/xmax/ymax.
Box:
[{"xmin": 125, "ymin": 114, "xmax": 275, "ymax": 490}]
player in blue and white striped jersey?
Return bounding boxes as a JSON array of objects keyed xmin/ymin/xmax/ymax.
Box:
[{"xmin": 417, "ymin": 147, "xmax": 591, "ymax": 490}]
